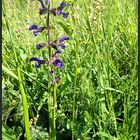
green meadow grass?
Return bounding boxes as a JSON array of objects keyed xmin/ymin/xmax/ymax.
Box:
[{"xmin": 2, "ymin": 0, "xmax": 138, "ymax": 139}]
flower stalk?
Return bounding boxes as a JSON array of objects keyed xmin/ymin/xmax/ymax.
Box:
[
  {"xmin": 29, "ymin": 1, "xmax": 69, "ymax": 139},
  {"xmin": 46, "ymin": 2, "xmax": 56, "ymax": 140}
]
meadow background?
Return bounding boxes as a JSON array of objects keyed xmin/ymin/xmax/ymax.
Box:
[{"xmin": 2, "ymin": 0, "xmax": 138, "ymax": 139}]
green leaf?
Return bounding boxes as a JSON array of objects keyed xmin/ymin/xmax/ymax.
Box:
[
  {"xmin": 57, "ymin": 22, "xmax": 71, "ymax": 35},
  {"xmin": 2, "ymin": 124, "xmax": 17, "ymax": 140},
  {"xmin": 2, "ymin": 65, "xmax": 18, "ymax": 80}
]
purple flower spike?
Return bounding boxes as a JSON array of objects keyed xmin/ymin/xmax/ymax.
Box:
[
  {"xmin": 38, "ymin": 0, "xmax": 45, "ymax": 8},
  {"xmin": 59, "ymin": 36, "xmax": 69, "ymax": 43},
  {"xmin": 29, "ymin": 24, "xmax": 38, "ymax": 30},
  {"xmin": 36, "ymin": 43, "xmax": 46, "ymax": 50},
  {"xmin": 53, "ymin": 58, "xmax": 64, "ymax": 69}
]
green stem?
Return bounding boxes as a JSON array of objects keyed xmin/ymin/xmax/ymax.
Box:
[
  {"xmin": 2, "ymin": 3, "xmax": 31, "ymax": 140},
  {"xmin": 46, "ymin": 2, "xmax": 56, "ymax": 140},
  {"xmin": 72, "ymin": 43, "xmax": 78, "ymax": 140},
  {"xmin": 52, "ymin": 86, "xmax": 57, "ymax": 140},
  {"xmin": 17, "ymin": 67, "xmax": 31, "ymax": 140}
]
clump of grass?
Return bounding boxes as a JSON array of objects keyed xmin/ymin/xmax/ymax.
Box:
[{"xmin": 2, "ymin": 1, "xmax": 31, "ymax": 140}]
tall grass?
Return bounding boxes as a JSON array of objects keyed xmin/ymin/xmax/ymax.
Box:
[
  {"xmin": 2, "ymin": 1, "xmax": 31, "ymax": 139},
  {"xmin": 2, "ymin": 0, "xmax": 138, "ymax": 139}
]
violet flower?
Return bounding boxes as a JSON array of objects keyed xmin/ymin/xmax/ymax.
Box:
[
  {"xmin": 53, "ymin": 58, "xmax": 64, "ymax": 69},
  {"xmin": 49, "ymin": 2, "xmax": 69, "ymax": 18},
  {"xmin": 29, "ymin": 1, "xmax": 69, "ymax": 74},
  {"xmin": 49, "ymin": 35, "xmax": 69, "ymax": 50},
  {"xmin": 29, "ymin": 24, "xmax": 47, "ymax": 36},
  {"xmin": 57, "ymin": 2, "xmax": 69, "ymax": 18},
  {"xmin": 58, "ymin": 44, "xmax": 66, "ymax": 49},
  {"xmin": 38, "ymin": 1, "xmax": 69, "ymax": 18},
  {"xmin": 38, "ymin": 0, "xmax": 45, "ymax": 8},
  {"xmin": 36, "ymin": 43, "xmax": 47, "ymax": 50},
  {"xmin": 38, "ymin": 0, "xmax": 49, "ymax": 7},
  {"xmin": 54, "ymin": 49, "xmax": 62, "ymax": 55},
  {"xmin": 59, "ymin": 35, "xmax": 69, "ymax": 42},
  {"xmin": 30, "ymin": 57, "xmax": 46, "ymax": 68},
  {"xmin": 39, "ymin": 7, "xmax": 48, "ymax": 15},
  {"xmin": 38, "ymin": 0, "xmax": 50, "ymax": 15}
]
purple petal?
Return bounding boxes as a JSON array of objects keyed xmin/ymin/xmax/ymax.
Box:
[
  {"xmin": 36, "ymin": 43, "xmax": 46, "ymax": 50},
  {"xmin": 58, "ymin": 44, "xmax": 66, "ymax": 49},
  {"xmin": 35, "ymin": 63, "xmax": 41, "ymax": 68},
  {"xmin": 53, "ymin": 58, "xmax": 64, "ymax": 69},
  {"xmin": 59, "ymin": 36, "xmax": 69, "ymax": 43},
  {"xmin": 38, "ymin": 0, "xmax": 45, "ymax": 8},
  {"xmin": 29, "ymin": 25, "xmax": 38, "ymax": 30},
  {"xmin": 30, "ymin": 57, "xmax": 41, "ymax": 62},
  {"xmin": 61, "ymin": 12, "xmax": 69, "ymax": 18},
  {"xmin": 59, "ymin": 2, "xmax": 66, "ymax": 12},
  {"xmin": 33, "ymin": 31, "xmax": 39, "ymax": 36},
  {"xmin": 30, "ymin": 57, "xmax": 46, "ymax": 64},
  {"xmin": 52, "ymin": 44, "xmax": 57, "ymax": 50},
  {"xmin": 55, "ymin": 49, "xmax": 62, "ymax": 54},
  {"xmin": 46, "ymin": 0, "xmax": 50, "ymax": 5}
]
